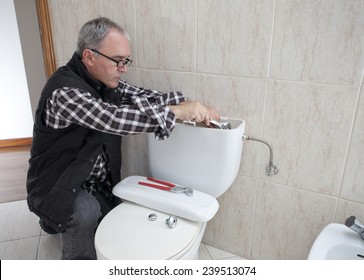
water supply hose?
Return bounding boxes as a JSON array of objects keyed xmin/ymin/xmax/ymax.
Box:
[{"xmin": 242, "ymin": 135, "xmax": 279, "ymax": 176}]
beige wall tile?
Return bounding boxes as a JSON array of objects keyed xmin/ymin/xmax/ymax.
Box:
[
  {"xmin": 341, "ymin": 86, "xmax": 364, "ymax": 203},
  {"xmin": 270, "ymin": 0, "xmax": 364, "ymax": 85},
  {"xmin": 252, "ymin": 181, "xmax": 337, "ymax": 259},
  {"xmin": 121, "ymin": 134, "xmax": 149, "ymax": 178},
  {"xmin": 197, "ymin": 0, "xmax": 274, "ymax": 78},
  {"xmin": 137, "ymin": 69, "xmax": 196, "ymax": 99},
  {"xmin": 135, "ymin": 0, "xmax": 196, "ymax": 71},
  {"xmin": 203, "ymin": 175, "xmax": 257, "ymax": 259},
  {"xmin": 263, "ymin": 80, "xmax": 358, "ymax": 195},
  {"xmin": 49, "ymin": 0, "xmax": 135, "ymax": 67},
  {"xmin": 335, "ymin": 199, "xmax": 364, "ymax": 224}
]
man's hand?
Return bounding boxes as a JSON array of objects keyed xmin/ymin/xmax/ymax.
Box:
[{"xmin": 168, "ymin": 101, "xmax": 220, "ymax": 126}]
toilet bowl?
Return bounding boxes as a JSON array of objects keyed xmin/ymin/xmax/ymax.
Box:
[
  {"xmin": 95, "ymin": 119, "xmax": 245, "ymax": 259},
  {"xmin": 95, "ymin": 197, "xmax": 207, "ymax": 259},
  {"xmin": 95, "ymin": 202, "xmax": 206, "ymax": 259}
]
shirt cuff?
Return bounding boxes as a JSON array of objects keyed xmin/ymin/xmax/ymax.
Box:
[
  {"xmin": 135, "ymin": 97, "xmax": 176, "ymax": 140},
  {"xmin": 155, "ymin": 91, "xmax": 187, "ymax": 106}
]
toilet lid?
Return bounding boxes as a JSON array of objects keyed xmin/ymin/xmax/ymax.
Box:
[
  {"xmin": 112, "ymin": 176, "xmax": 219, "ymax": 222},
  {"xmin": 95, "ymin": 201, "xmax": 202, "ymax": 260}
]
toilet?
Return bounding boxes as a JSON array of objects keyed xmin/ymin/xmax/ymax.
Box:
[{"xmin": 94, "ymin": 118, "xmax": 245, "ymax": 259}]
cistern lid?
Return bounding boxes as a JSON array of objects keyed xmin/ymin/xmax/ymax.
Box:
[{"xmin": 113, "ymin": 176, "xmax": 219, "ymax": 222}]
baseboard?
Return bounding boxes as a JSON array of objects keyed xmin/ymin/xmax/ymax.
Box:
[{"xmin": 0, "ymin": 138, "xmax": 32, "ymax": 149}]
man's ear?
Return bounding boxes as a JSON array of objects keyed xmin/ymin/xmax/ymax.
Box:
[{"xmin": 82, "ymin": 49, "xmax": 94, "ymax": 65}]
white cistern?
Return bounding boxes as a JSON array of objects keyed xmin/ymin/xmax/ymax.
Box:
[{"xmin": 94, "ymin": 118, "xmax": 245, "ymax": 259}]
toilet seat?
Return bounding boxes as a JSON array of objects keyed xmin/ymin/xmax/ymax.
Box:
[{"xmin": 95, "ymin": 201, "xmax": 202, "ymax": 260}]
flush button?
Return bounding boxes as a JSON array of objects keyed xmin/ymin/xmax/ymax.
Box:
[
  {"xmin": 148, "ymin": 213, "xmax": 157, "ymax": 221},
  {"xmin": 166, "ymin": 215, "xmax": 177, "ymax": 228}
]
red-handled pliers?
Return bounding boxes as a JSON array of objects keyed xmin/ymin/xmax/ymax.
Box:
[{"xmin": 138, "ymin": 177, "xmax": 193, "ymax": 197}]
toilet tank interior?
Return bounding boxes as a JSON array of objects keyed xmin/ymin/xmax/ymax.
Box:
[{"xmin": 147, "ymin": 118, "xmax": 245, "ymax": 198}]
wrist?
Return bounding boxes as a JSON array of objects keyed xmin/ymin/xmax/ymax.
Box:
[{"xmin": 168, "ymin": 105, "xmax": 181, "ymax": 120}]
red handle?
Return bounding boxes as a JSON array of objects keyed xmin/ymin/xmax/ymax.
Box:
[
  {"xmin": 138, "ymin": 182, "xmax": 171, "ymax": 191},
  {"xmin": 147, "ymin": 177, "xmax": 175, "ymax": 187}
]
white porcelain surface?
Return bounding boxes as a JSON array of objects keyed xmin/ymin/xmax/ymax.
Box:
[
  {"xmin": 95, "ymin": 201, "xmax": 203, "ymax": 260},
  {"xmin": 148, "ymin": 119, "xmax": 245, "ymax": 198},
  {"xmin": 113, "ymin": 176, "xmax": 218, "ymax": 222},
  {"xmin": 308, "ymin": 223, "xmax": 364, "ymax": 260}
]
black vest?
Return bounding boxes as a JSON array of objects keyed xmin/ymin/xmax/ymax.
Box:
[{"xmin": 26, "ymin": 53, "xmax": 122, "ymax": 232}]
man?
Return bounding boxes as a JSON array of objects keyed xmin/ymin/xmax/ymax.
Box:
[{"xmin": 26, "ymin": 17, "xmax": 219, "ymax": 259}]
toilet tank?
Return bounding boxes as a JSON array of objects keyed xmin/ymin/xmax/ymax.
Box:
[{"xmin": 147, "ymin": 118, "xmax": 245, "ymax": 198}]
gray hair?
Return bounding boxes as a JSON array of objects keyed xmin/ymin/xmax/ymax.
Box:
[{"xmin": 76, "ymin": 17, "xmax": 130, "ymax": 56}]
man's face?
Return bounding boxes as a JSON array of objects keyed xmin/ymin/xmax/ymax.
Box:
[{"xmin": 83, "ymin": 29, "xmax": 131, "ymax": 89}]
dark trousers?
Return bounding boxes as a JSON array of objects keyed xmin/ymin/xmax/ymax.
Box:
[{"xmin": 60, "ymin": 189, "xmax": 117, "ymax": 259}]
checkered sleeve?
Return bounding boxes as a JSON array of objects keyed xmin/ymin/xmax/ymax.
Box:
[
  {"xmin": 120, "ymin": 81, "xmax": 187, "ymax": 107},
  {"xmin": 45, "ymin": 83, "xmax": 187, "ymax": 140}
]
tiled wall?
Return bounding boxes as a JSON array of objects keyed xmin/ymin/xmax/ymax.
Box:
[{"xmin": 48, "ymin": 0, "xmax": 364, "ymax": 259}]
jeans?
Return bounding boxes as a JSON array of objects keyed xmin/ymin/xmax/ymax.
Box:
[{"xmin": 60, "ymin": 189, "xmax": 116, "ymax": 260}]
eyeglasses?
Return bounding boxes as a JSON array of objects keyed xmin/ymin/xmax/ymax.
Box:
[{"xmin": 90, "ymin": 49, "xmax": 132, "ymax": 68}]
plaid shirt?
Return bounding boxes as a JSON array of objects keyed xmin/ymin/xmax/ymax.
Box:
[{"xmin": 44, "ymin": 80, "xmax": 186, "ymax": 197}]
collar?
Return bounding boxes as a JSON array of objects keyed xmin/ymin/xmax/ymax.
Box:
[
  {"xmin": 66, "ymin": 52, "xmax": 119, "ymax": 104},
  {"xmin": 66, "ymin": 52, "xmax": 105, "ymax": 93}
]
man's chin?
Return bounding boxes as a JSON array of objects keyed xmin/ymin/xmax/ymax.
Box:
[{"xmin": 107, "ymin": 81, "xmax": 119, "ymax": 89}]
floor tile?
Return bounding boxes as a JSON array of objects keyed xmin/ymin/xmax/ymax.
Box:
[
  {"xmin": 0, "ymin": 200, "xmax": 40, "ymax": 242},
  {"xmin": 0, "ymin": 236, "xmax": 39, "ymax": 260},
  {"xmin": 198, "ymin": 243, "xmax": 212, "ymax": 260},
  {"xmin": 205, "ymin": 244, "xmax": 239, "ymax": 259},
  {"xmin": 37, "ymin": 234, "xmax": 62, "ymax": 260},
  {"xmin": 223, "ymin": 255, "xmax": 247, "ymax": 260}
]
